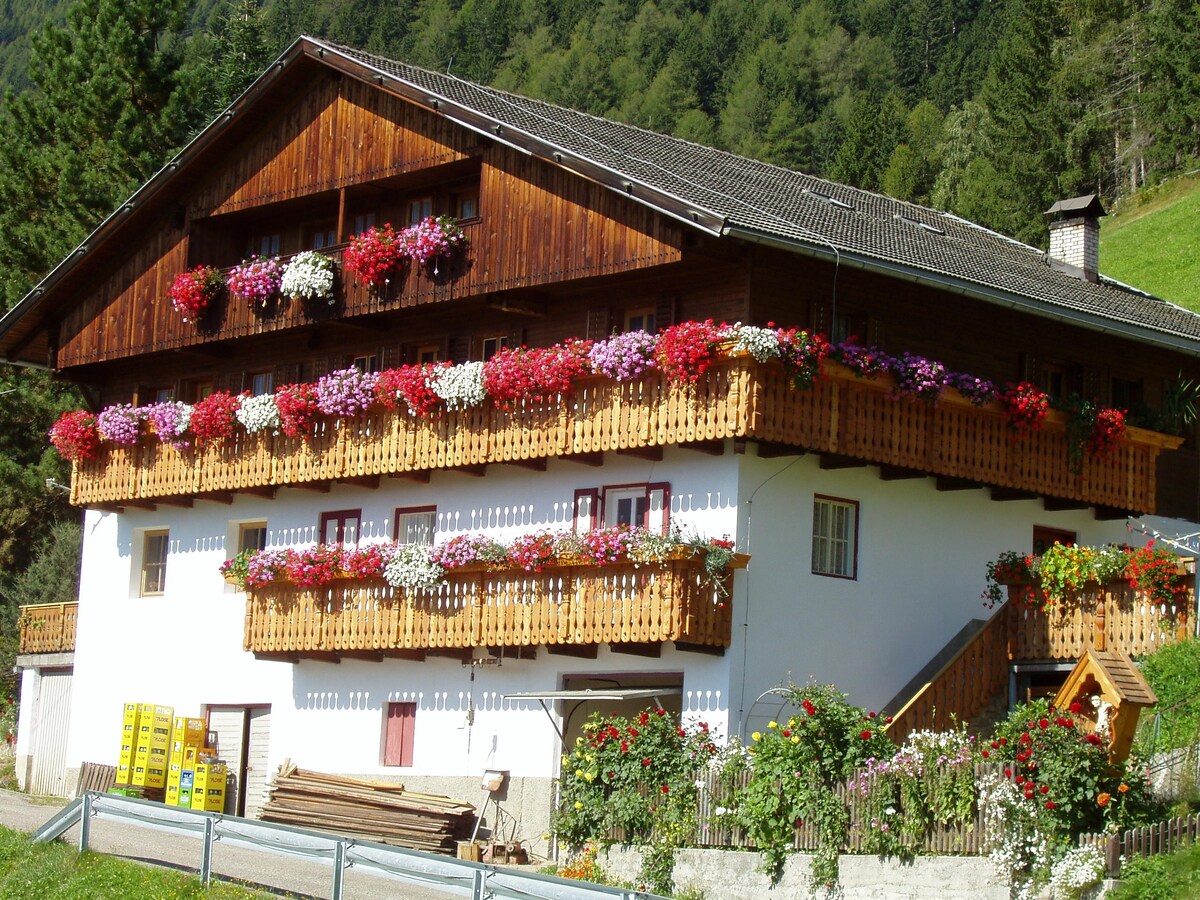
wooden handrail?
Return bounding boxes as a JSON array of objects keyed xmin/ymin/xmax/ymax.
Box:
[
  {"xmin": 243, "ymin": 555, "xmax": 741, "ymax": 656},
  {"xmin": 72, "ymin": 357, "xmax": 1178, "ymax": 513},
  {"xmin": 17, "ymin": 602, "xmax": 79, "ymax": 654}
]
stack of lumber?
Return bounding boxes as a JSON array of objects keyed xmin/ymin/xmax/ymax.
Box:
[{"xmin": 259, "ymin": 760, "xmax": 476, "ymax": 853}]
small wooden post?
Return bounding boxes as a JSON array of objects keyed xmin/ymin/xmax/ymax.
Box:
[{"xmin": 1094, "ymin": 587, "xmax": 1106, "ymax": 652}]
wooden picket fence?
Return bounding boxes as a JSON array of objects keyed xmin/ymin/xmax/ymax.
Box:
[{"xmin": 1080, "ymin": 811, "xmax": 1200, "ymax": 877}]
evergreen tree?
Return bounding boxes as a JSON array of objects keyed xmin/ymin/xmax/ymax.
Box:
[{"xmin": 1138, "ymin": 0, "xmax": 1200, "ymax": 177}]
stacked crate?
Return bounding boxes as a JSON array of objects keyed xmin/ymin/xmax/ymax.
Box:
[
  {"xmin": 192, "ymin": 762, "xmax": 228, "ymax": 812},
  {"xmin": 131, "ymin": 703, "xmax": 173, "ymax": 792},
  {"xmin": 114, "ymin": 702, "xmax": 141, "ymax": 788},
  {"xmin": 165, "ymin": 717, "xmax": 206, "ymax": 807}
]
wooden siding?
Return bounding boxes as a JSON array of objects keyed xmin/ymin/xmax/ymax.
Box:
[
  {"xmin": 55, "ymin": 79, "xmax": 684, "ymax": 369},
  {"xmin": 72, "ymin": 356, "xmax": 1177, "ymax": 513},
  {"xmin": 242, "ymin": 555, "xmax": 740, "ymax": 656},
  {"xmin": 18, "ymin": 603, "xmax": 78, "ymax": 654}
]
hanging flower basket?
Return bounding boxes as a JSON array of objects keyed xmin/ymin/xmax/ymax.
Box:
[
  {"xmin": 226, "ymin": 256, "xmax": 283, "ymax": 313},
  {"xmin": 169, "ymin": 265, "xmax": 225, "ymax": 322},
  {"xmin": 343, "ymin": 224, "xmax": 406, "ymax": 287},
  {"xmin": 280, "ymin": 251, "xmax": 336, "ymax": 304}
]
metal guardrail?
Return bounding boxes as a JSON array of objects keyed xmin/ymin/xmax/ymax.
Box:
[{"xmin": 35, "ymin": 792, "xmax": 666, "ymax": 900}]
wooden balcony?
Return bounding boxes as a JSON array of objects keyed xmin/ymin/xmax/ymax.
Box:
[
  {"xmin": 18, "ymin": 602, "xmax": 78, "ymax": 655},
  {"xmin": 243, "ymin": 555, "xmax": 742, "ymax": 659},
  {"xmin": 72, "ymin": 357, "xmax": 1180, "ymax": 513}
]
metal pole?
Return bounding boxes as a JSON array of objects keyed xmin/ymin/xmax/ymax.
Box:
[
  {"xmin": 200, "ymin": 817, "xmax": 215, "ymax": 886},
  {"xmin": 78, "ymin": 792, "xmax": 91, "ymax": 852},
  {"xmin": 332, "ymin": 839, "xmax": 346, "ymax": 900},
  {"xmin": 471, "ymin": 869, "xmax": 485, "ymax": 900}
]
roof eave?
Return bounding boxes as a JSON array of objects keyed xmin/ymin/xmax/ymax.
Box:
[{"xmin": 724, "ymin": 224, "xmax": 1200, "ymax": 358}]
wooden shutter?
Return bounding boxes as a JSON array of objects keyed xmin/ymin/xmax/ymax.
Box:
[
  {"xmin": 573, "ymin": 488, "xmax": 598, "ymax": 534},
  {"xmin": 306, "ymin": 356, "xmax": 332, "ymax": 382},
  {"xmin": 506, "ymin": 327, "xmax": 525, "ymax": 351},
  {"xmin": 586, "ymin": 307, "xmax": 611, "ymax": 340},
  {"xmin": 647, "ymin": 482, "xmax": 671, "ymax": 535},
  {"xmin": 384, "ymin": 702, "xmax": 416, "ymax": 767},
  {"xmin": 654, "ymin": 297, "xmax": 676, "ymax": 331}
]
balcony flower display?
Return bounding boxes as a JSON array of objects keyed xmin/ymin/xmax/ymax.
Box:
[
  {"xmin": 189, "ymin": 391, "xmax": 243, "ymax": 448},
  {"xmin": 429, "ymin": 534, "xmax": 508, "ymax": 570},
  {"xmin": 343, "ymin": 543, "xmax": 388, "ymax": 580},
  {"xmin": 343, "ymin": 224, "xmax": 405, "ymax": 287},
  {"xmin": 226, "ymin": 255, "xmax": 282, "ymax": 309},
  {"xmin": 589, "ymin": 330, "xmax": 657, "ymax": 381},
  {"xmin": 727, "ymin": 323, "xmax": 781, "ymax": 362},
  {"xmin": 483, "ymin": 340, "xmax": 593, "ymax": 406},
  {"xmin": 430, "ymin": 361, "xmax": 486, "ymax": 410},
  {"xmin": 48, "ymin": 410, "xmax": 101, "ymax": 462},
  {"xmin": 95, "ymin": 404, "xmax": 141, "ymax": 446},
  {"xmin": 507, "ymin": 532, "xmax": 558, "ymax": 572},
  {"xmin": 142, "ymin": 401, "xmax": 192, "ymax": 449},
  {"xmin": 1000, "ymin": 382, "xmax": 1050, "ymax": 439},
  {"xmin": 402, "ymin": 215, "xmax": 468, "ymax": 274},
  {"xmin": 285, "ymin": 544, "xmax": 344, "ymax": 589},
  {"xmin": 383, "ymin": 544, "xmax": 446, "ymax": 592},
  {"xmin": 375, "ymin": 362, "xmax": 451, "ymax": 417},
  {"xmin": 655, "ymin": 319, "xmax": 723, "ymax": 383},
  {"xmin": 168, "ymin": 265, "xmax": 224, "ymax": 321},
  {"xmin": 274, "ymin": 382, "xmax": 321, "ymax": 439},
  {"xmin": 235, "ymin": 393, "xmax": 281, "ymax": 435},
  {"xmin": 775, "ymin": 326, "xmax": 829, "ymax": 390},
  {"xmin": 279, "ymin": 251, "xmax": 335, "ymax": 303},
  {"xmin": 315, "ymin": 367, "xmax": 379, "ymax": 418}
]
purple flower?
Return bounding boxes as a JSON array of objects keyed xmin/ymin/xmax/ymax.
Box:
[
  {"xmin": 96, "ymin": 404, "xmax": 141, "ymax": 446},
  {"xmin": 890, "ymin": 352, "xmax": 946, "ymax": 404},
  {"xmin": 141, "ymin": 401, "xmax": 192, "ymax": 449},
  {"xmin": 316, "ymin": 367, "xmax": 380, "ymax": 418},
  {"xmin": 227, "ymin": 256, "xmax": 283, "ymax": 304},
  {"xmin": 589, "ymin": 331, "xmax": 658, "ymax": 381},
  {"xmin": 947, "ymin": 371, "xmax": 997, "ymax": 406}
]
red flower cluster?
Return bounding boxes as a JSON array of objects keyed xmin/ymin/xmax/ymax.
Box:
[
  {"xmin": 655, "ymin": 319, "xmax": 723, "ymax": 383},
  {"xmin": 285, "ymin": 544, "xmax": 345, "ymax": 588},
  {"xmin": 275, "ymin": 383, "xmax": 321, "ymax": 439},
  {"xmin": 343, "ymin": 544, "xmax": 386, "ymax": 579},
  {"xmin": 507, "ymin": 532, "xmax": 557, "ymax": 572},
  {"xmin": 343, "ymin": 224, "xmax": 405, "ymax": 286},
  {"xmin": 189, "ymin": 391, "xmax": 243, "ymax": 448},
  {"xmin": 776, "ymin": 327, "xmax": 830, "ymax": 391},
  {"xmin": 999, "ymin": 382, "xmax": 1050, "ymax": 440},
  {"xmin": 1087, "ymin": 407, "xmax": 1126, "ymax": 457},
  {"xmin": 1125, "ymin": 542, "xmax": 1189, "ymax": 604},
  {"xmin": 375, "ymin": 363, "xmax": 450, "ymax": 417},
  {"xmin": 48, "ymin": 410, "xmax": 101, "ymax": 462},
  {"xmin": 169, "ymin": 265, "xmax": 224, "ymax": 320},
  {"xmin": 482, "ymin": 340, "xmax": 593, "ymax": 406}
]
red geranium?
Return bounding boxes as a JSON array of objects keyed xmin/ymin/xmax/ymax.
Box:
[
  {"xmin": 343, "ymin": 224, "xmax": 406, "ymax": 286},
  {"xmin": 507, "ymin": 532, "xmax": 557, "ymax": 572},
  {"xmin": 49, "ymin": 410, "xmax": 101, "ymax": 462},
  {"xmin": 275, "ymin": 382, "xmax": 321, "ymax": 439},
  {"xmin": 1088, "ymin": 407, "xmax": 1126, "ymax": 457},
  {"xmin": 999, "ymin": 382, "xmax": 1050, "ymax": 440},
  {"xmin": 169, "ymin": 265, "xmax": 224, "ymax": 321},
  {"xmin": 655, "ymin": 319, "xmax": 723, "ymax": 383},
  {"xmin": 482, "ymin": 340, "xmax": 593, "ymax": 406},
  {"xmin": 375, "ymin": 363, "xmax": 450, "ymax": 417},
  {"xmin": 190, "ymin": 391, "xmax": 243, "ymax": 448},
  {"xmin": 285, "ymin": 544, "xmax": 345, "ymax": 588}
]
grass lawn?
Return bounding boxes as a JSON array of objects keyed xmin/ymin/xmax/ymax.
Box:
[
  {"xmin": 1100, "ymin": 174, "xmax": 1200, "ymax": 311},
  {"xmin": 1111, "ymin": 842, "xmax": 1200, "ymax": 899},
  {"xmin": 0, "ymin": 825, "xmax": 267, "ymax": 898}
]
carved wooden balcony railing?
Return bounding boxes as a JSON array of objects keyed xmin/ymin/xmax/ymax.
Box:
[
  {"xmin": 887, "ymin": 570, "xmax": 1196, "ymax": 742},
  {"xmin": 18, "ymin": 602, "xmax": 78, "ymax": 654},
  {"xmin": 243, "ymin": 554, "xmax": 746, "ymax": 659},
  {"xmin": 72, "ymin": 357, "xmax": 1180, "ymax": 513}
]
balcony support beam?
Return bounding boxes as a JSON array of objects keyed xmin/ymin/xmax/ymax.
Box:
[
  {"xmin": 156, "ymin": 497, "xmax": 194, "ymax": 508},
  {"xmin": 820, "ymin": 453, "xmax": 868, "ymax": 470},
  {"xmin": 301, "ymin": 651, "xmax": 341, "ymax": 664},
  {"xmin": 295, "ymin": 480, "xmax": 332, "ymax": 493},
  {"xmin": 448, "ymin": 465, "xmax": 486, "ymax": 478},
  {"xmin": 991, "ymin": 488, "xmax": 1038, "ymax": 502},
  {"xmin": 382, "ymin": 649, "xmax": 427, "ymax": 662},
  {"xmin": 547, "ymin": 644, "xmax": 598, "ymax": 659},
  {"xmin": 254, "ymin": 651, "xmax": 300, "ymax": 663},
  {"xmin": 610, "ymin": 642, "xmax": 661, "ymax": 658},
  {"xmin": 683, "ymin": 440, "xmax": 724, "ymax": 456},
  {"xmin": 241, "ymin": 486, "xmax": 278, "ymax": 499},
  {"xmin": 755, "ymin": 441, "xmax": 803, "ymax": 459},
  {"xmin": 340, "ymin": 650, "xmax": 385, "ymax": 662},
  {"xmin": 618, "ymin": 447, "xmax": 663, "ymax": 461},
  {"xmin": 1094, "ymin": 505, "xmax": 1133, "ymax": 521},
  {"xmin": 121, "ymin": 500, "xmax": 158, "ymax": 511},
  {"xmin": 880, "ymin": 466, "xmax": 925, "ymax": 481},
  {"xmin": 1044, "ymin": 497, "xmax": 1089, "ymax": 512},
  {"xmin": 507, "ymin": 458, "xmax": 547, "ymax": 472},
  {"xmin": 426, "ymin": 648, "xmax": 473, "ymax": 662},
  {"xmin": 675, "ymin": 642, "xmax": 726, "ymax": 656},
  {"xmin": 389, "ymin": 471, "xmax": 431, "ymax": 484},
  {"xmin": 936, "ymin": 477, "xmax": 984, "ymax": 492},
  {"xmin": 196, "ymin": 491, "xmax": 234, "ymax": 505},
  {"xmin": 338, "ymin": 475, "xmax": 380, "ymax": 490},
  {"xmin": 561, "ymin": 452, "xmax": 603, "ymax": 467}
]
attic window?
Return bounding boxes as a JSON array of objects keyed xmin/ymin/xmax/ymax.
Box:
[
  {"xmin": 894, "ymin": 214, "xmax": 945, "ymax": 236},
  {"xmin": 804, "ymin": 189, "xmax": 853, "ymax": 211}
]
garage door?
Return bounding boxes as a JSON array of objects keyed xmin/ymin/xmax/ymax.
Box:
[{"xmin": 30, "ymin": 670, "xmax": 72, "ymax": 797}]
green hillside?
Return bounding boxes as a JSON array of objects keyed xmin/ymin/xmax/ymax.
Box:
[{"xmin": 1101, "ymin": 176, "xmax": 1200, "ymax": 312}]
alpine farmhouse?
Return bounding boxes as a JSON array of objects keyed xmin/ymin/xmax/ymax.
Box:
[{"xmin": 3, "ymin": 37, "xmax": 1199, "ymax": 842}]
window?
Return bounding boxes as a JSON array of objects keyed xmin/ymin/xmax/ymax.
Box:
[
  {"xmin": 454, "ymin": 191, "xmax": 479, "ymax": 220},
  {"xmin": 831, "ymin": 312, "xmax": 867, "ymax": 345},
  {"xmin": 408, "ymin": 197, "xmax": 433, "ymax": 223},
  {"xmin": 352, "ymin": 354, "xmax": 379, "ymax": 374},
  {"xmin": 238, "ymin": 522, "xmax": 268, "ymax": 554},
  {"xmin": 624, "ymin": 308, "xmax": 656, "ymax": 334},
  {"xmin": 1038, "ymin": 361, "xmax": 1083, "ymax": 400},
  {"xmin": 416, "ymin": 343, "xmax": 442, "ymax": 364},
  {"xmin": 605, "ymin": 486, "xmax": 649, "ymax": 528},
  {"xmin": 395, "ymin": 507, "xmax": 436, "ymax": 546},
  {"xmin": 251, "ymin": 233, "xmax": 281, "ymax": 257},
  {"xmin": 182, "ymin": 378, "xmax": 214, "ymax": 403},
  {"xmin": 1111, "ymin": 376, "xmax": 1144, "ymax": 411},
  {"xmin": 480, "ymin": 336, "xmax": 508, "ymax": 361},
  {"xmin": 352, "ymin": 213, "xmax": 376, "ymax": 235},
  {"xmin": 1033, "ymin": 526, "xmax": 1075, "ymax": 556},
  {"xmin": 319, "ymin": 510, "xmax": 361, "ymax": 546},
  {"xmin": 309, "ymin": 225, "xmax": 338, "ymax": 250},
  {"xmin": 383, "ymin": 702, "xmax": 416, "ymax": 767},
  {"xmin": 812, "ymin": 496, "xmax": 858, "ymax": 579},
  {"xmin": 249, "ymin": 372, "xmax": 273, "ymax": 396},
  {"xmin": 579, "ymin": 483, "xmax": 670, "ymax": 534},
  {"xmin": 141, "ymin": 530, "xmax": 169, "ymax": 596}
]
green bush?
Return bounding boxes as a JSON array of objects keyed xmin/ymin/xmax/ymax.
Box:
[{"xmin": 1138, "ymin": 638, "xmax": 1200, "ymax": 755}]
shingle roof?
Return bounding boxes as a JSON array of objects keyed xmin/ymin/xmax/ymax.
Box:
[{"xmin": 324, "ymin": 39, "xmax": 1200, "ymax": 350}]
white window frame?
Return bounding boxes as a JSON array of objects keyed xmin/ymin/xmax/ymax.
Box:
[
  {"xmin": 812, "ymin": 495, "xmax": 858, "ymax": 579},
  {"xmin": 394, "ymin": 507, "xmax": 436, "ymax": 546},
  {"xmin": 140, "ymin": 530, "xmax": 170, "ymax": 596},
  {"xmin": 573, "ymin": 482, "xmax": 670, "ymax": 535}
]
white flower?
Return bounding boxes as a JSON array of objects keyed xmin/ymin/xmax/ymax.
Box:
[
  {"xmin": 236, "ymin": 394, "xmax": 281, "ymax": 434},
  {"xmin": 729, "ymin": 323, "xmax": 781, "ymax": 362},
  {"xmin": 280, "ymin": 251, "xmax": 336, "ymax": 303},
  {"xmin": 1049, "ymin": 846, "xmax": 1104, "ymax": 896},
  {"xmin": 431, "ymin": 361, "xmax": 486, "ymax": 410},
  {"xmin": 383, "ymin": 544, "xmax": 446, "ymax": 592}
]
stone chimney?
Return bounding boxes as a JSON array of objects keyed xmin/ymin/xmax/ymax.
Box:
[{"xmin": 1045, "ymin": 194, "xmax": 1106, "ymax": 283}]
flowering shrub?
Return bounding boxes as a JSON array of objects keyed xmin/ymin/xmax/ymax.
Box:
[
  {"xmin": 430, "ymin": 361, "xmax": 486, "ymax": 410},
  {"xmin": 235, "ymin": 394, "xmax": 281, "ymax": 435},
  {"xmin": 655, "ymin": 319, "xmax": 723, "ymax": 383},
  {"xmin": 96, "ymin": 404, "xmax": 141, "ymax": 446},
  {"xmin": 142, "ymin": 401, "xmax": 192, "ymax": 449},
  {"xmin": 280, "ymin": 251, "xmax": 335, "ymax": 303},
  {"xmin": 48, "ymin": 410, "xmax": 101, "ymax": 462},
  {"xmin": 375, "ymin": 363, "xmax": 450, "ymax": 417},
  {"xmin": 1047, "ymin": 845, "xmax": 1104, "ymax": 899},
  {"xmin": 555, "ymin": 708, "xmax": 718, "ymax": 895},
  {"xmin": 1000, "ymin": 382, "xmax": 1050, "ymax": 440},
  {"xmin": 722, "ymin": 684, "xmax": 894, "ymax": 886},
  {"xmin": 982, "ymin": 550, "xmax": 1041, "ymax": 610},
  {"xmin": 274, "ymin": 382, "xmax": 321, "ymax": 439},
  {"xmin": 169, "ymin": 265, "xmax": 224, "ymax": 321},
  {"xmin": 383, "ymin": 544, "xmax": 446, "ymax": 592},
  {"xmin": 429, "ymin": 534, "xmax": 508, "ymax": 569},
  {"xmin": 285, "ymin": 544, "xmax": 344, "ymax": 588},
  {"xmin": 316, "ymin": 367, "xmax": 379, "ymax": 418},
  {"xmin": 190, "ymin": 391, "xmax": 243, "ymax": 448},
  {"xmin": 343, "ymin": 224, "xmax": 405, "ymax": 286},
  {"xmin": 1125, "ymin": 542, "xmax": 1188, "ymax": 605},
  {"xmin": 402, "ymin": 215, "xmax": 467, "ymax": 273},
  {"xmin": 226, "ymin": 256, "xmax": 282, "ymax": 308},
  {"xmin": 508, "ymin": 532, "xmax": 558, "ymax": 572},
  {"xmin": 589, "ymin": 330, "xmax": 657, "ymax": 381}
]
